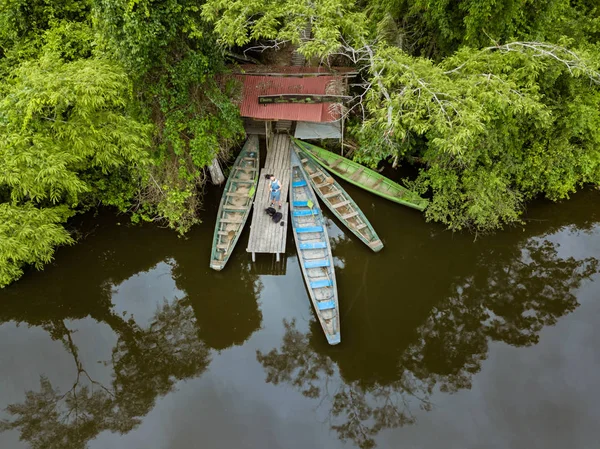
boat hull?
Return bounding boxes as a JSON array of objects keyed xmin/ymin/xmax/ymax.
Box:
[
  {"xmin": 293, "ymin": 138, "xmax": 428, "ymax": 212},
  {"xmin": 290, "ymin": 149, "xmax": 341, "ymax": 345},
  {"xmin": 209, "ymin": 136, "xmax": 260, "ymax": 270},
  {"xmin": 292, "ymin": 143, "xmax": 383, "ymax": 252}
]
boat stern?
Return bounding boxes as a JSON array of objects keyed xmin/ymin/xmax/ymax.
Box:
[
  {"xmin": 369, "ymin": 239, "xmax": 384, "ymax": 252},
  {"xmin": 327, "ymin": 332, "xmax": 341, "ymax": 345},
  {"xmin": 210, "ymin": 262, "xmax": 224, "ymax": 271}
]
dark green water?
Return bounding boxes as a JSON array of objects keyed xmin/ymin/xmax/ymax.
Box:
[{"xmin": 1, "ymin": 178, "xmax": 600, "ymax": 449}]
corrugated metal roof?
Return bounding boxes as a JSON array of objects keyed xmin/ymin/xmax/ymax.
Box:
[{"xmin": 233, "ymin": 75, "xmax": 343, "ymax": 123}]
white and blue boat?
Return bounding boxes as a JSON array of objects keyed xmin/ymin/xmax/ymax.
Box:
[{"xmin": 290, "ymin": 149, "xmax": 340, "ymax": 345}]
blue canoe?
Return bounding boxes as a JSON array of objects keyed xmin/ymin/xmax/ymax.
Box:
[{"xmin": 290, "ymin": 149, "xmax": 340, "ymax": 345}]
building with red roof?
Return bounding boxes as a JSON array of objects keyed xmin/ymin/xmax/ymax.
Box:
[{"xmin": 230, "ymin": 67, "xmax": 354, "ymax": 139}]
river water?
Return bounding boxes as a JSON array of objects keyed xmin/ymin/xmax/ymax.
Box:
[{"xmin": 1, "ymin": 175, "xmax": 599, "ymax": 449}]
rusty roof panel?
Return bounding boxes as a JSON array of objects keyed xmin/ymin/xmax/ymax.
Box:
[{"xmin": 233, "ymin": 75, "xmax": 342, "ymax": 123}]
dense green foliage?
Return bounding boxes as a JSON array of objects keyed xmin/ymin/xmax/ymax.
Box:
[
  {"xmin": 96, "ymin": 0, "xmax": 244, "ymax": 232},
  {"xmin": 205, "ymin": 0, "xmax": 600, "ymax": 232},
  {"xmin": 0, "ymin": 203, "xmax": 73, "ymax": 287},
  {"xmin": 2, "ymin": 0, "xmax": 600, "ymax": 285},
  {"xmin": 0, "ymin": 0, "xmax": 243, "ymax": 286},
  {"xmin": 357, "ymin": 43, "xmax": 600, "ymax": 230},
  {"xmin": 1, "ymin": 56, "xmax": 151, "ymax": 205},
  {"xmin": 0, "ymin": 0, "xmax": 152, "ymax": 286},
  {"xmin": 202, "ymin": 0, "xmax": 368, "ymax": 59}
]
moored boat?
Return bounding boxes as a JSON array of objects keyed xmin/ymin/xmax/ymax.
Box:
[
  {"xmin": 209, "ymin": 135, "xmax": 260, "ymax": 271},
  {"xmin": 292, "ymin": 143, "xmax": 383, "ymax": 252},
  {"xmin": 292, "ymin": 138, "xmax": 429, "ymax": 211},
  {"xmin": 290, "ymin": 149, "xmax": 340, "ymax": 345}
]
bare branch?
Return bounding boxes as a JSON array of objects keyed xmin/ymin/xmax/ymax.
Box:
[
  {"xmin": 445, "ymin": 41, "xmax": 600, "ymax": 84},
  {"xmin": 243, "ymin": 39, "xmax": 290, "ymax": 56}
]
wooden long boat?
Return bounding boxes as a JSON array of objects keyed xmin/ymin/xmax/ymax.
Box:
[
  {"xmin": 292, "ymin": 138, "xmax": 429, "ymax": 211},
  {"xmin": 210, "ymin": 135, "xmax": 260, "ymax": 271},
  {"xmin": 290, "ymin": 149, "xmax": 341, "ymax": 345},
  {"xmin": 292, "ymin": 143, "xmax": 384, "ymax": 252}
]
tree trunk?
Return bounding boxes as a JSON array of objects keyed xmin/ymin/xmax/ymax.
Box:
[{"xmin": 208, "ymin": 157, "xmax": 225, "ymax": 185}]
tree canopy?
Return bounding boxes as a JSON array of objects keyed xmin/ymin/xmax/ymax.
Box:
[
  {"xmin": 204, "ymin": 0, "xmax": 600, "ymax": 233},
  {"xmin": 355, "ymin": 42, "xmax": 600, "ymax": 230},
  {"xmin": 201, "ymin": 0, "xmax": 368, "ymax": 59},
  {"xmin": 2, "ymin": 0, "xmax": 600, "ymax": 285},
  {"xmin": 0, "ymin": 0, "xmax": 243, "ymax": 286}
]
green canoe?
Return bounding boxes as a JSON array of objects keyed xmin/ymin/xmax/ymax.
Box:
[
  {"xmin": 292, "ymin": 143, "xmax": 384, "ymax": 252},
  {"xmin": 292, "ymin": 139, "xmax": 428, "ymax": 212},
  {"xmin": 210, "ymin": 135, "xmax": 260, "ymax": 271}
]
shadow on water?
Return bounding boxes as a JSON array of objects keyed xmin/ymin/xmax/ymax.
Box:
[
  {"xmin": 0, "ymin": 187, "xmax": 264, "ymax": 448},
  {"xmin": 1, "ymin": 199, "xmax": 264, "ymax": 352},
  {"xmin": 256, "ymin": 190, "xmax": 599, "ymax": 449}
]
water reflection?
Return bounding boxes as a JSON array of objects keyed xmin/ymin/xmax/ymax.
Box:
[
  {"xmin": 2, "ymin": 188, "xmax": 600, "ymax": 449},
  {"xmin": 0, "ymin": 213, "xmax": 264, "ymax": 448},
  {"xmin": 401, "ymin": 237, "xmax": 597, "ymax": 396},
  {"xmin": 0, "ymin": 298, "xmax": 210, "ymax": 449},
  {"xmin": 257, "ymin": 233, "xmax": 598, "ymax": 449},
  {"xmin": 257, "ymin": 319, "xmax": 425, "ymax": 449},
  {"xmin": 1, "ymin": 211, "xmax": 264, "ymax": 352},
  {"xmin": 171, "ymin": 258, "xmax": 263, "ymax": 351}
]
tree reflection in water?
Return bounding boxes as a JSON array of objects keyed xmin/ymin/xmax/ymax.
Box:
[
  {"xmin": 0, "ymin": 298, "xmax": 210, "ymax": 449},
  {"xmin": 257, "ymin": 318, "xmax": 426, "ymax": 449},
  {"xmin": 0, "ymin": 210, "xmax": 265, "ymax": 448},
  {"xmin": 257, "ymin": 236, "xmax": 598, "ymax": 449},
  {"xmin": 405, "ymin": 238, "xmax": 598, "ymax": 395},
  {"xmin": 172, "ymin": 259, "xmax": 264, "ymax": 351}
]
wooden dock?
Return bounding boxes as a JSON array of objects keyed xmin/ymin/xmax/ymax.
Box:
[{"xmin": 247, "ymin": 134, "xmax": 291, "ymax": 262}]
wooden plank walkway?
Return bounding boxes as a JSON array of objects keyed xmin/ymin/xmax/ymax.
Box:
[{"xmin": 247, "ymin": 134, "xmax": 292, "ymax": 262}]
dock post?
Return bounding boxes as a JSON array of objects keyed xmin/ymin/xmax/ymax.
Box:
[
  {"xmin": 265, "ymin": 121, "xmax": 270, "ymax": 153},
  {"xmin": 276, "ymin": 253, "xmax": 280, "ymax": 262},
  {"xmin": 252, "ymin": 252, "xmax": 256, "ymax": 263}
]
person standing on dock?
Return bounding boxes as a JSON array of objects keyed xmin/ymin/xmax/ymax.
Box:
[{"xmin": 267, "ymin": 174, "xmax": 282, "ymax": 209}]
